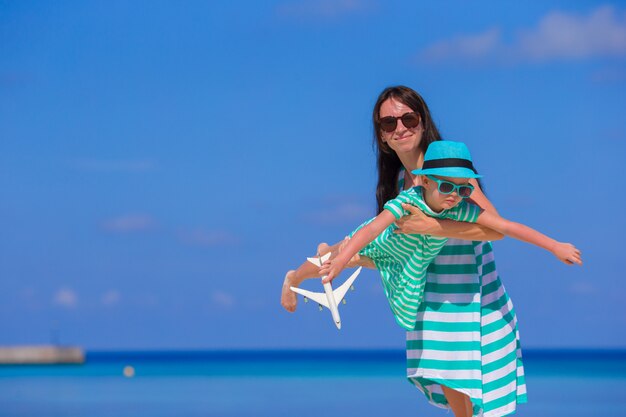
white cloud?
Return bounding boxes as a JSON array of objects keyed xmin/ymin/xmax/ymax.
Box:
[
  {"xmin": 102, "ymin": 214, "xmax": 155, "ymax": 233},
  {"xmin": 420, "ymin": 27, "xmax": 502, "ymax": 63},
  {"xmin": 276, "ymin": 0, "xmax": 373, "ymax": 20},
  {"xmin": 211, "ymin": 290, "xmax": 235, "ymax": 309},
  {"xmin": 74, "ymin": 158, "xmax": 157, "ymax": 173},
  {"xmin": 418, "ymin": 5, "xmax": 626, "ymax": 64},
  {"xmin": 303, "ymin": 202, "xmax": 371, "ymax": 225},
  {"xmin": 53, "ymin": 288, "xmax": 78, "ymax": 309},
  {"xmin": 518, "ymin": 6, "xmax": 626, "ymax": 61},
  {"xmin": 177, "ymin": 229, "xmax": 239, "ymax": 246},
  {"xmin": 101, "ymin": 290, "xmax": 121, "ymax": 306}
]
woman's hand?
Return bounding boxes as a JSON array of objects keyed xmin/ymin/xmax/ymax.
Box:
[
  {"xmin": 552, "ymin": 242, "xmax": 583, "ymax": 266},
  {"xmin": 394, "ymin": 203, "xmax": 439, "ymax": 235}
]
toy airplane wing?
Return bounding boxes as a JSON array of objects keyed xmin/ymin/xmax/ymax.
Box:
[
  {"xmin": 289, "ymin": 253, "xmax": 362, "ymax": 329},
  {"xmin": 333, "ymin": 267, "xmax": 361, "ymax": 303},
  {"xmin": 306, "ymin": 252, "xmax": 331, "ymax": 267},
  {"xmin": 289, "ymin": 270, "xmax": 360, "ymax": 308},
  {"xmin": 290, "ymin": 286, "xmax": 329, "ymax": 308}
]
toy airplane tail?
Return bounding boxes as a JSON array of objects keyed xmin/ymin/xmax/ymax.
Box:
[{"xmin": 290, "ymin": 252, "xmax": 361, "ymax": 329}]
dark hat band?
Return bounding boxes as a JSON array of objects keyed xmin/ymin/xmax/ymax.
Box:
[{"xmin": 422, "ymin": 158, "xmax": 477, "ymax": 173}]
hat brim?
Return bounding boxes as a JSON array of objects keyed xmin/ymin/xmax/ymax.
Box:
[{"xmin": 412, "ymin": 167, "xmax": 482, "ymax": 179}]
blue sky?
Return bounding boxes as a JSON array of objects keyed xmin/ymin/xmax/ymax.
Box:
[{"xmin": 1, "ymin": 0, "xmax": 625, "ymax": 350}]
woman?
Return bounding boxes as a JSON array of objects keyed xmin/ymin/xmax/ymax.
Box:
[
  {"xmin": 371, "ymin": 86, "xmax": 526, "ymax": 417},
  {"xmin": 282, "ymin": 86, "xmax": 526, "ymax": 417}
]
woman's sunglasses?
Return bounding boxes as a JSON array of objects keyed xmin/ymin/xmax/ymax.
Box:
[
  {"xmin": 379, "ymin": 112, "xmax": 420, "ymax": 132},
  {"xmin": 426, "ymin": 175, "xmax": 474, "ymax": 198}
]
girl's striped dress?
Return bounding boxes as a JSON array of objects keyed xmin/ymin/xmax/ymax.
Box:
[
  {"xmin": 398, "ymin": 177, "xmax": 527, "ymax": 416},
  {"xmin": 353, "ymin": 186, "xmax": 481, "ymax": 331}
]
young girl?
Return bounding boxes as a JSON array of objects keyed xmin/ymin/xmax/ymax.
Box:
[{"xmin": 285, "ymin": 141, "xmax": 581, "ymax": 331}]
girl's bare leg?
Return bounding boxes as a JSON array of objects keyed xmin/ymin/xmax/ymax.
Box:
[
  {"xmin": 281, "ymin": 242, "xmax": 339, "ymax": 312},
  {"xmin": 442, "ymin": 385, "xmax": 473, "ymax": 417}
]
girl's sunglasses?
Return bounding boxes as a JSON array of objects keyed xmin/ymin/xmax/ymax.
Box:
[
  {"xmin": 379, "ymin": 112, "xmax": 420, "ymax": 132},
  {"xmin": 426, "ymin": 175, "xmax": 474, "ymax": 198}
]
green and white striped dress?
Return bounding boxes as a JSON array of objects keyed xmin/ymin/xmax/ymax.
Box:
[
  {"xmin": 352, "ymin": 186, "xmax": 480, "ymax": 331},
  {"xmin": 398, "ymin": 176, "xmax": 527, "ymax": 416}
]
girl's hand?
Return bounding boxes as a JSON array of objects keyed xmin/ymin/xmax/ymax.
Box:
[
  {"xmin": 320, "ymin": 258, "xmax": 347, "ymax": 284},
  {"xmin": 553, "ymin": 242, "xmax": 583, "ymax": 266},
  {"xmin": 394, "ymin": 203, "xmax": 438, "ymax": 235}
]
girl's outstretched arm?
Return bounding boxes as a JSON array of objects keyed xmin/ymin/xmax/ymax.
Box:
[
  {"xmin": 338, "ymin": 237, "xmax": 376, "ymax": 269},
  {"xmin": 320, "ymin": 210, "xmax": 397, "ymax": 283},
  {"xmin": 476, "ymin": 210, "xmax": 582, "ymax": 265}
]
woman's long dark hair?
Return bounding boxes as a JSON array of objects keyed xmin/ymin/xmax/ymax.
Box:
[{"xmin": 373, "ymin": 86, "xmax": 442, "ymax": 213}]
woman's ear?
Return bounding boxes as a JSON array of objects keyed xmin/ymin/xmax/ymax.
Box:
[{"xmin": 420, "ymin": 175, "xmax": 429, "ymax": 186}]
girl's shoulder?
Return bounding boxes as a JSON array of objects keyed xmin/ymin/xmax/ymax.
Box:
[
  {"xmin": 393, "ymin": 187, "xmax": 434, "ymax": 214},
  {"xmin": 397, "ymin": 185, "xmax": 424, "ymax": 200}
]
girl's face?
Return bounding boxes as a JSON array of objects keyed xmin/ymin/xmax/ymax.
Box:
[
  {"xmin": 379, "ymin": 98, "xmax": 424, "ymax": 156},
  {"xmin": 421, "ymin": 175, "xmax": 470, "ymax": 212}
]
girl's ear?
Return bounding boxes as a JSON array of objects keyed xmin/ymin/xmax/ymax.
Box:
[{"xmin": 420, "ymin": 175, "xmax": 429, "ymax": 186}]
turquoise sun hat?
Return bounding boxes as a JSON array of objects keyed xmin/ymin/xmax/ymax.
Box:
[{"xmin": 412, "ymin": 141, "xmax": 482, "ymax": 179}]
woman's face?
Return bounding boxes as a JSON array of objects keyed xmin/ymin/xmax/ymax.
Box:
[{"xmin": 379, "ymin": 98, "xmax": 424, "ymax": 155}]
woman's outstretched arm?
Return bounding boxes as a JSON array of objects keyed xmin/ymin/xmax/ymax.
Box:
[{"xmin": 395, "ymin": 203, "xmax": 504, "ymax": 241}]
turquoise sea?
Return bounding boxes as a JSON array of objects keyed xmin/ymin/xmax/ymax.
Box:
[{"xmin": 1, "ymin": 349, "xmax": 625, "ymax": 417}]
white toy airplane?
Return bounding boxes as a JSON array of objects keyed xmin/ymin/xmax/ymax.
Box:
[{"xmin": 290, "ymin": 252, "xmax": 361, "ymax": 330}]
